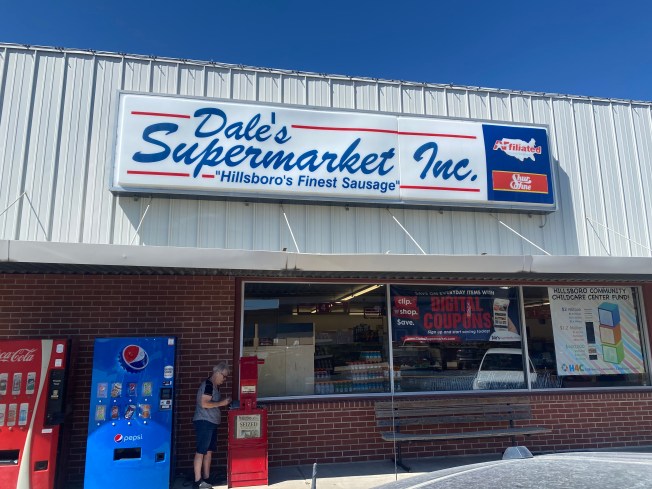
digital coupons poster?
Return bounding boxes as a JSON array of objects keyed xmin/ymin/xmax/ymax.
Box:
[
  {"xmin": 548, "ymin": 287, "xmax": 645, "ymax": 376},
  {"xmin": 390, "ymin": 286, "xmax": 521, "ymax": 343}
]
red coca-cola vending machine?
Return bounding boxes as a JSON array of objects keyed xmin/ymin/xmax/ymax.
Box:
[{"xmin": 0, "ymin": 339, "xmax": 73, "ymax": 489}]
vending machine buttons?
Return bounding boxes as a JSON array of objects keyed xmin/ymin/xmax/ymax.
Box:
[
  {"xmin": 12, "ymin": 373, "xmax": 22, "ymax": 396},
  {"xmin": 26, "ymin": 372, "xmax": 36, "ymax": 395},
  {"xmin": 18, "ymin": 403, "xmax": 28, "ymax": 427},
  {"xmin": 0, "ymin": 373, "xmax": 8, "ymax": 396}
]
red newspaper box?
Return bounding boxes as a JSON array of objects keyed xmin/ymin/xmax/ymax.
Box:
[{"xmin": 227, "ymin": 357, "xmax": 268, "ymax": 488}]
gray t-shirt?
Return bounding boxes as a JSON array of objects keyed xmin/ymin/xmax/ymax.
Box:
[{"xmin": 192, "ymin": 377, "xmax": 222, "ymax": 425}]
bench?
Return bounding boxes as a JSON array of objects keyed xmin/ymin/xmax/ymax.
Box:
[{"xmin": 375, "ymin": 397, "xmax": 550, "ymax": 471}]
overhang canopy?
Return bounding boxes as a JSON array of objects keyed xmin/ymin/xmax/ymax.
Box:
[{"xmin": 2, "ymin": 240, "xmax": 652, "ymax": 282}]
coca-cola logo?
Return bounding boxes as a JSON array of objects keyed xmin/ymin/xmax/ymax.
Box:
[{"xmin": 0, "ymin": 348, "xmax": 37, "ymax": 362}]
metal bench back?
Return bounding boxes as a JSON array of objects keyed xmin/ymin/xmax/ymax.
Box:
[{"xmin": 375, "ymin": 397, "xmax": 533, "ymax": 428}]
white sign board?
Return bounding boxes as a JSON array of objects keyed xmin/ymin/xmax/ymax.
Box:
[{"xmin": 112, "ymin": 93, "xmax": 556, "ymax": 211}]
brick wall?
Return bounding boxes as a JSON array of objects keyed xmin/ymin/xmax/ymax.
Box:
[
  {"xmin": 264, "ymin": 392, "xmax": 652, "ymax": 465},
  {"xmin": 1, "ymin": 274, "xmax": 652, "ymax": 484},
  {"xmin": 0, "ymin": 274, "xmax": 235, "ymax": 482}
]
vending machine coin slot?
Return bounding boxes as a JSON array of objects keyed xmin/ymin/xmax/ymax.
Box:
[
  {"xmin": 45, "ymin": 369, "xmax": 66, "ymax": 426},
  {"xmin": 113, "ymin": 447, "xmax": 141, "ymax": 461},
  {"xmin": 0, "ymin": 449, "xmax": 19, "ymax": 465},
  {"xmin": 159, "ymin": 387, "xmax": 172, "ymax": 410},
  {"xmin": 34, "ymin": 460, "xmax": 49, "ymax": 471},
  {"xmin": 155, "ymin": 452, "xmax": 165, "ymax": 462}
]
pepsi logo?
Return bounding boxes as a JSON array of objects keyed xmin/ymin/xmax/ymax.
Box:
[
  {"xmin": 120, "ymin": 345, "xmax": 149, "ymax": 372},
  {"xmin": 114, "ymin": 434, "xmax": 123, "ymax": 443}
]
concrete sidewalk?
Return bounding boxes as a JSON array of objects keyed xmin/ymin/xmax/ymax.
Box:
[{"xmin": 171, "ymin": 454, "xmax": 502, "ymax": 489}]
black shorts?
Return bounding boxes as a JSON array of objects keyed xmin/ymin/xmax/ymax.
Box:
[{"xmin": 193, "ymin": 420, "xmax": 218, "ymax": 454}]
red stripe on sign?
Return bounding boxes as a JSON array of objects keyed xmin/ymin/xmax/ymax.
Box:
[
  {"xmin": 202, "ymin": 174, "xmax": 215, "ymax": 179},
  {"xmin": 127, "ymin": 170, "xmax": 190, "ymax": 177},
  {"xmin": 292, "ymin": 125, "xmax": 395, "ymax": 134},
  {"xmin": 397, "ymin": 131, "xmax": 476, "ymax": 139},
  {"xmin": 291, "ymin": 124, "xmax": 476, "ymax": 139},
  {"xmin": 131, "ymin": 111, "xmax": 191, "ymax": 119},
  {"xmin": 492, "ymin": 171, "xmax": 549, "ymax": 193},
  {"xmin": 400, "ymin": 185, "xmax": 481, "ymax": 193}
]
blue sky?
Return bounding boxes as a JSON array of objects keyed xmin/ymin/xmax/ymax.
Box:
[{"xmin": 2, "ymin": 0, "xmax": 651, "ymax": 101}]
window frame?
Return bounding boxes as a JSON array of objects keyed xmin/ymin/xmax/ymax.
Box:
[{"xmin": 238, "ymin": 280, "xmax": 652, "ymax": 400}]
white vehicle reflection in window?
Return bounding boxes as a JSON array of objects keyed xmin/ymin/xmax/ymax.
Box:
[{"xmin": 472, "ymin": 348, "xmax": 537, "ymax": 390}]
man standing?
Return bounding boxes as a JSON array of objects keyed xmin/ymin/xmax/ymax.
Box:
[{"xmin": 193, "ymin": 362, "xmax": 231, "ymax": 489}]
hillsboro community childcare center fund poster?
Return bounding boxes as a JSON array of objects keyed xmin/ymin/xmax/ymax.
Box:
[{"xmin": 548, "ymin": 287, "xmax": 645, "ymax": 376}]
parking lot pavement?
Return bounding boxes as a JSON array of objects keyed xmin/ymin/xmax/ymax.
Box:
[
  {"xmin": 76, "ymin": 449, "xmax": 652, "ymax": 489},
  {"xmin": 374, "ymin": 451, "xmax": 652, "ymax": 489},
  {"xmin": 170, "ymin": 454, "xmax": 501, "ymax": 489}
]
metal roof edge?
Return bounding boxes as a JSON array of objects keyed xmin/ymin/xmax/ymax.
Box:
[
  {"xmin": 0, "ymin": 240, "xmax": 8, "ymax": 262},
  {"xmin": 3, "ymin": 240, "xmax": 289, "ymax": 271},
  {"xmin": 3, "ymin": 241, "xmax": 652, "ymax": 278},
  {"xmin": 2, "ymin": 42, "xmax": 650, "ymax": 106},
  {"xmin": 530, "ymin": 255, "xmax": 652, "ymax": 276},
  {"xmin": 292, "ymin": 253, "xmax": 532, "ymax": 274}
]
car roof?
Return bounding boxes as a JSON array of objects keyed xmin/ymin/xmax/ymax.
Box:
[{"xmin": 483, "ymin": 348, "xmax": 522, "ymax": 355}]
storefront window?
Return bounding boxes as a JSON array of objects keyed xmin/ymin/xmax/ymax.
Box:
[
  {"xmin": 242, "ymin": 282, "xmax": 650, "ymax": 398},
  {"xmin": 523, "ymin": 286, "xmax": 649, "ymax": 388},
  {"xmin": 390, "ymin": 285, "xmax": 524, "ymax": 392},
  {"xmin": 242, "ymin": 283, "xmax": 389, "ymax": 398}
]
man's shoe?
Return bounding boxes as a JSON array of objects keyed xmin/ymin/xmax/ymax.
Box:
[{"xmin": 193, "ymin": 480, "xmax": 212, "ymax": 489}]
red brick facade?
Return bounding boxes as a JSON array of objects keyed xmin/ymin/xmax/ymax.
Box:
[
  {"xmin": 265, "ymin": 392, "xmax": 652, "ymax": 465},
  {"xmin": 1, "ymin": 274, "xmax": 651, "ymax": 484}
]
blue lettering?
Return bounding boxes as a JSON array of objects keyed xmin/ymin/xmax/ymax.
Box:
[
  {"xmin": 172, "ymin": 142, "xmax": 200, "ymax": 165},
  {"xmin": 274, "ymin": 126, "xmax": 291, "ymax": 144},
  {"xmin": 194, "ymin": 108, "xmax": 227, "ymax": 138},
  {"xmin": 262, "ymin": 150, "xmax": 294, "ymax": 170},
  {"xmin": 131, "ymin": 107, "xmax": 397, "ymax": 180},
  {"xmin": 294, "ymin": 150, "xmax": 318, "ymax": 171},
  {"xmin": 413, "ymin": 142, "xmax": 477, "ymax": 182},
  {"xmin": 187, "ymin": 140, "xmax": 222, "ymax": 177},
  {"xmin": 133, "ymin": 123, "xmax": 178, "ymax": 163},
  {"xmin": 224, "ymin": 120, "xmax": 245, "ymax": 139},
  {"xmin": 224, "ymin": 145, "xmax": 247, "ymax": 166}
]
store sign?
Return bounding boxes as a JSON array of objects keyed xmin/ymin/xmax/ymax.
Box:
[
  {"xmin": 112, "ymin": 93, "xmax": 556, "ymax": 211},
  {"xmin": 390, "ymin": 286, "xmax": 521, "ymax": 342},
  {"xmin": 548, "ymin": 287, "xmax": 645, "ymax": 376}
]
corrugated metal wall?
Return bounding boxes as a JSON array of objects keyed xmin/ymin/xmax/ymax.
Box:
[{"xmin": 1, "ymin": 43, "xmax": 651, "ymax": 257}]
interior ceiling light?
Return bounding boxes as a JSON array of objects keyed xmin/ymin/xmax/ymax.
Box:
[{"xmin": 339, "ymin": 285, "xmax": 382, "ymax": 302}]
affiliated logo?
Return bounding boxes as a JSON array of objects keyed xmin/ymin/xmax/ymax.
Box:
[
  {"xmin": 0, "ymin": 348, "xmax": 37, "ymax": 362},
  {"xmin": 493, "ymin": 138, "xmax": 542, "ymax": 161},
  {"xmin": 120, "ymin": 345, "xmax": 149, "ymax": 372},
  {"xmin": 492, "ymin": 171, "xmax": 548, "ymax": 194},
  {"xmin": 114, "ymin": 434, "xmax": 123, "ymax": 443}
]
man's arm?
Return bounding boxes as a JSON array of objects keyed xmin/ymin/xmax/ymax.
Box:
[{"xmin": 200, "ymin": 394, "xmax": 231, "ymax": 408}]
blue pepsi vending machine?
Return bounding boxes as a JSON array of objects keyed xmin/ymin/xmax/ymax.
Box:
[{"xmin": 84, "ymin": 337, "xmax": 177, "ymax": 489}]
